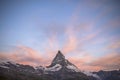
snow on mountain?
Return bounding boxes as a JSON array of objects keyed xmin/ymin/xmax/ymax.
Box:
[
  {"xmin": 0, "ymin": 65, "xmax": 9, "ymax": 69},
  {"xmin": 45, "ymin": 64, "xmax": 62, "ymax": 71},
  {"xmin": 83, "ymin": 71, "xmax": 101, "ymax": 80},
  {"xmin": 0, "ymin": 61, "xmax": 20, "ymax": 68},
  {"xmin": 67, "ymin": 64, "xmax": 80, "ymax": 72}
]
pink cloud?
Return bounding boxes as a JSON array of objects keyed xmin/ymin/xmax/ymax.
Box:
[
  {"xmin": 67, "ymin": 54, "xmax": 100, "ymax": 71},
  {"xmin": 89, "ymin": 53, "xmax": 120, "ymax": 71},
  {"xmin": 0, "ymin": 45, "xmax": 50, "ymax": 66}
]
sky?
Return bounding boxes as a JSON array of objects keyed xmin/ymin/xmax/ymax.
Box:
[{"xmin": 0, "ymin": 0, "xmax": 120, "ymax": 71}]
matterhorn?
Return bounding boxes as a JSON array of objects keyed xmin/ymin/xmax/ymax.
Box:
[{"xmin": 45, "ymin": 50, "xmax": 80, "ymax": 72}]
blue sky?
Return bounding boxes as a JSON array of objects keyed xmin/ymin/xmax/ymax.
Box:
[{"xmin": 0, "ymin": 0, "xmax": 120, "ymax": 71}]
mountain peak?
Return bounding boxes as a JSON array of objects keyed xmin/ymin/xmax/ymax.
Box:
[
  {"xmin": 50, "ymin": 50, "xmax": 65, "ymax": 65},
  {"xmin": 58, "ymin": 50, "xmax": 61, "ymax": 53},
  {"xmin": 56, "ymin": 50, "xmax": 65, "ymax": 58},
  {"xmin": 46, "ymin": 50, "xmax": 80, "ymax": 72}
]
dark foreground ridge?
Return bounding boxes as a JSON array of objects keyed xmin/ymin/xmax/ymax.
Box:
[{"xmin": 0, "ymin": 50, "xmax": 120, "ymax": 80}]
